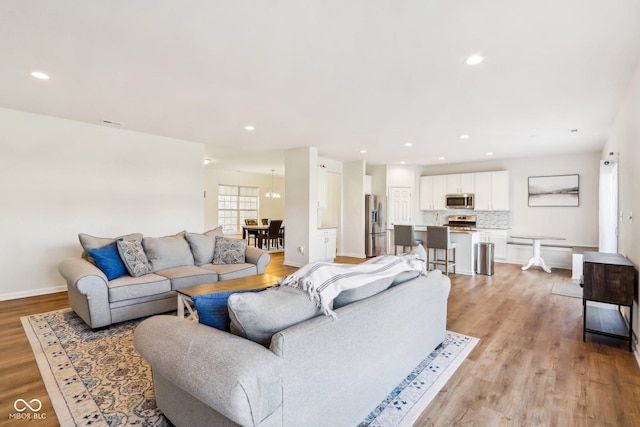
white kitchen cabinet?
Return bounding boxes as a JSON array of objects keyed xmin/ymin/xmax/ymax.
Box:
[
  {"xmin": 446, "ymin": 173, "xmax": 475, "ymax": 194},
  {"xmin": 474, "ymin": 171, "xmax": 510, "ymax": 211},
  {"xmin": 314, "ymin": 228, "xmax": 337, "ymax": 261},
  {"xmin": 479, "ymin": 229, "xmax": 509, "ymax": 261},
  {"xmin": 491, "ymin": 171, "xmax": 510, "ymax": 210},
  {"xmin": 419, "ymin": 175, "xmax": 447, "ymax": 210}
]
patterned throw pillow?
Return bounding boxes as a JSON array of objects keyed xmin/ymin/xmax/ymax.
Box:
[
  {"xmin": 116, "ymin": 239, "xmax": 152, "ymax": 277},
  {"xmin": 212, "ymin": 237, "xmax": 247, "ymax": 265}
]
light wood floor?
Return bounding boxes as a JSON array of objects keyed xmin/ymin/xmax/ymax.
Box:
[{"xmin": 2, "ymin": 254, "xmax": 639, "ymax": 426}]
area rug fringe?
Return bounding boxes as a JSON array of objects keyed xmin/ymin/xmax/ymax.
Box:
[{"xmin": 22, "ymin": 309, "xmax": 477, "ymax": 427}]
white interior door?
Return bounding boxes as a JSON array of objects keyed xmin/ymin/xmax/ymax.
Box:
[{"xmin": 388, "ymin": 186, "xmax": 412, "ymax": 225}]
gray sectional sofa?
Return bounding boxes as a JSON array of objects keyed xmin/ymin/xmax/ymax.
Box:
[
  {"xmin": 59, "ymin": 228, "xmax": 270, "ymax": 329},
  {"xmin": 134, "ymin": 268, "xmax": 451, "ymax": 427}
]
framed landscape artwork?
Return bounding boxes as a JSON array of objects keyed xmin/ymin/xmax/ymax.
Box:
[{"xmin": 528, "ymin": 174, "xmax": 579, "ymax": 207}]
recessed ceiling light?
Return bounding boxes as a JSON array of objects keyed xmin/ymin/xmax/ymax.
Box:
[
  {"xmin": 30, "ymin": 71, "xmax": 50, "ymax": 80},
  {"xmin": 466, "ymin": 55, "xmax": 484, "ymax": 65},
  {"xmin": 486, "ymin": 152, "xmax": 494, "ymax": 156},
  {"xmin": 404, "ymin": 142, "xmax": 413, "ymax": 147},
  {"xmin": 203, "ymin": 158, "xmax": 211, "ymax": 165},
  {"xmin": 244, "ymin": 125, "xmax": 255, "ymax": 131},
  {"xmin": 460, "ymin": 134, "xmax": 470, "ymax": 139},
  {"xmin": 438, "ymin": 156, "xmax": 445, "ymax": 161},
  {"xmin": 400, "ymin": 161, "xmax": 406, "ymax": 165},
  {"xmin": 360, "ymin": 149, "xmax": 367, "ymax": 154}
]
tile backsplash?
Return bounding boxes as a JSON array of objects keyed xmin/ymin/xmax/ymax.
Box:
[{"xmin": 421, "ymin": 210, "xmax": 511, "ymax": 229}]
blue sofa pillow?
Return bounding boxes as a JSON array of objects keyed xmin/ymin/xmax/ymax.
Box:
[
  {"xmin": 192, "ymin": 289, "xmax": 262, "ymax": 331},
  {"xmin": 86, "ymin": 241, "xmax": 128, "ymax": 281}
]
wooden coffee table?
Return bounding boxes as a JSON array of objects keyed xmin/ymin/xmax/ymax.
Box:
[{"xmin": 176, "ymin": 273, "xmax": 282, "ymax": 321}]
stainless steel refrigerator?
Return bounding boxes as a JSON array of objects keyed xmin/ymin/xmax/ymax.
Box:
[{"xmin": 365, "ymin": 194, "xmax": 386, "ymax": 257}]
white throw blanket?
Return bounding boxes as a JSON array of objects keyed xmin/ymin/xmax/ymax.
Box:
[{"xmin": 279, "ymin": 255, "xmax": 426, "ymax": 318}]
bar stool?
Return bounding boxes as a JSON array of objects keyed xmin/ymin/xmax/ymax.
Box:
[
  {"xmin": 393, "ymin": 224, "xmax": 423, "ymax": 254},
  {"xmin": 426, "ymin": 226, "xmax": 456, "ymax": 275}
]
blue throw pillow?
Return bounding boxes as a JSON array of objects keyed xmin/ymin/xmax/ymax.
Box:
[
  {"xmin": 192, "ymin": 289, "xmax": 261, "ymax": 331},
  {"xmin": 87, "ymin": 241, "xmax": 128, "ymax": 281}
]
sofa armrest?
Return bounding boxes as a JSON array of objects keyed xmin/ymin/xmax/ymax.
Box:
[
  {"xmin": 134, "ymin": 316, "xmax": 283, "ymax": 427},
  {"xmin": 245, "ymin": 246, "xmax": 271, "ymax": 273},
  {"xmin": 59, "ymin": 259, "xmax": 111, "ymax": 328}
]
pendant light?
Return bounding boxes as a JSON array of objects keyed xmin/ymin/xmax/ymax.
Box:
[{"xmin": 265, "ymin": 169, "xmax": 281, "ymax": 198}]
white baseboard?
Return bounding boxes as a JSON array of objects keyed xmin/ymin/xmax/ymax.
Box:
[{"xmin": 0, "ymin": 285, "xmax": 67, "ymax": 302}]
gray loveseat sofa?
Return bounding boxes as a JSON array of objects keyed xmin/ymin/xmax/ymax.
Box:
[
  {"xmin": 59, "ymin": 228, "xmax": 270, "ymax": 329},
  {"xmin": 134, "ymin": 268, "xmax": 451, "ymax": 427}
]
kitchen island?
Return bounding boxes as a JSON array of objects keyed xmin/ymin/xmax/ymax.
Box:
[{"xmin": 414, "ymin": 226, "xmax": 480, "ymax": 275}]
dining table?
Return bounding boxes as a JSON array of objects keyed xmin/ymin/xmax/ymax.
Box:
[
  {"xmin": 510, "ymin": 234, "xmax": 565, "ymax": 273},
  {"xmin": 241, "ymin": 224, "xmax": 284, "ymax": 249}
]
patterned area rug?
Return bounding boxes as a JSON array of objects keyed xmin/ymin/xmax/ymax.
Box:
[
  {"xmin": 22, "ymin": 309, "xmax": 477, "ymax": 427},
  {"xmin": 551, "ymin": 279, "xmax": 583, "ymax": 299}
]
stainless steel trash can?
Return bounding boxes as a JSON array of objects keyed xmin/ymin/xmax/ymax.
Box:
[{"xmin": 476, "ymin": 242, "xmax": 495, "ymax": 275}]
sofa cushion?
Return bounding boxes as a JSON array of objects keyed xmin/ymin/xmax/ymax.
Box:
[
  {"xmin": 228, "ymin": 286, "xmax": 322, "ymax": 347},
  {"xmin": 391, "ymin": 270, "xmax": 421, "ymax": 286},
  {"xmin": 333, "ymin": 276, "xmax": 395, "ymax": 309},
  {"xmin": 107, "ymin": 273, "xmax": 171, "ymax": 303},
  {"xmin": 201, "ymin": 263, "xmax": 257, "ymax": 281},
  {"xmin": 155, "ymin": 265, "xmax": 219, "ymax": 290},
  {"xmin": 212, "ymin": 237, "xmax": 246, "ymax": 264},
  {"xmin": 192, "ymin": 289, "xmax": 260, "ymax": 331},
  {"xmin": 86, "ymin": 241, "xmax": 128, "ymax": 281},
  {"xmin": 142, "ymin": 232, "xmax": 195, "ymax": 272},
  {"xmin": 185, "ymin": 227, "xmax": 224, "ymax": 265},
  {"xmin": 79, "ymin": 232, "xmax": 143, "ymax": 265},
  {"xmin": 116, "ymin": 239, "xmax": 152, "ymax": 277}
]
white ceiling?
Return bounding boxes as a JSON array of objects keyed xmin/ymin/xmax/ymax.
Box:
[{"xmin": 2, "ymin": 0, "xmax": 640, "ymax": 175}]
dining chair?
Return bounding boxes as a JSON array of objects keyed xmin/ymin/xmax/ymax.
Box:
[
  {"xmin": 261, "ymin": 218, "xmax": 270, "ymax": 225},
  {"xmin": 426, "ymin": 226, "xmax": 456, "ymax": 275},
  {"xmin": 393, "ymin": 224, "xmax": 423, "ymax": 254},
  {"xmin": 265, "ymin": 219, "xmax": 283, "ymax": 249},
  {"xmin": 244, "ymin": 219, "xmax": 259, "ymax": 246}
]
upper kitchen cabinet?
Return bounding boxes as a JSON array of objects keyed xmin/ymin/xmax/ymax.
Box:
[
  {"xmin": 446, "ymin": 173, "xmax": 475, "ymax": 194},
  {"xmin": 419, "ymin": 175, "xmax": 447, "ymax": 210},
  {"xmin": 474, "ymin": 171, "xmax": 510, "ymax": 210}
]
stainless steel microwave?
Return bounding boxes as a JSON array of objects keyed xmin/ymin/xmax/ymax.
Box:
[{"xmin": 446, "ymin": 194, "xmax": 474, "ymax": 209}]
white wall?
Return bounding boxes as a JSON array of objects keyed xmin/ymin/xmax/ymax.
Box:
[
  {"xmin": 284, "ymin": 147, "xmax": 317, "ymax": 267},
  {"xmin": 418, "ymin": 151, "xmax": 600, "ymax": 247},
  {"xmin": 204, "ymin": 169, "xmax": 285, "ymax": 235},
  {"xmin": 602, "ymin": 59, "xmax": 640, "ymax": 356},
  {"xmin": 342, "ymin": 160, "xmax": 366, "ymax": 257},
  {"xmin": 0, "ymin": 108, "xmax": 205, "ymax": 300}
]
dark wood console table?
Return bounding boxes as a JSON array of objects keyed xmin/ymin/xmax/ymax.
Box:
[{"xmin": 582, "ymin": 252, "xmax": 636, "ymax": 352}]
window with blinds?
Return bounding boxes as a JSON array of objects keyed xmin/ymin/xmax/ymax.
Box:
[{"xmin": 217, "ymin": 185, "xmax": 259, "ymax": 234}]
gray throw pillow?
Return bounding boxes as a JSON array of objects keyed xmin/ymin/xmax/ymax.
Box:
[
  {"xmin": 185, "ymin": 227, "xmax": 224, "ymax": 265},
  {"xmin": 78, "ymin": 232, "xmax": 143, "ymax": 265},
  {"xmin": 212, "ymin": 237, "xmax": 246, "ymax": 265},
  {"xmin": 333, "ymin": 276, "xmax": 395, "ymax": 309},
  {"xmin": 142, "ymin": 232, "xmax": 195, "ymax": 272},
  {"xmin": 228, "ymin": 286, "xmax": 322, "ymax": 347},
  {"xmin": 116, "ymin": 239, "xmax": 152, "ymax": 277}
]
